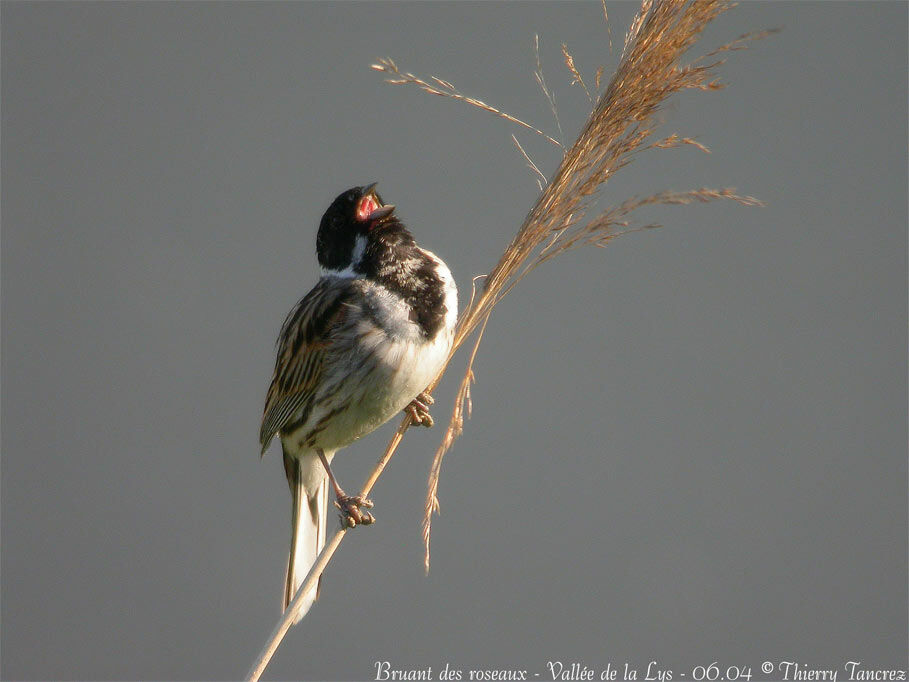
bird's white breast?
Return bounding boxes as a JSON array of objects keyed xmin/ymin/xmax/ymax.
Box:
[
  {"xmin": 355, "ymin": 249, "xmax": 457, "ymax": 411},
  {"xmin": 290, "ymin": 250, "xmax": 457, "ymax": 454}
]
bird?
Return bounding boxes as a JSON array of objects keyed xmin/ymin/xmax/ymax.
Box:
[{"xmin": 259, "ymin": 183, "xmax": 458, "ymax": 623}]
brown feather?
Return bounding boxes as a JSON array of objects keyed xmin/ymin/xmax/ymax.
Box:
[{"xmin": 259, "ymin": 277, "xmax": 355, "ymax": 453}]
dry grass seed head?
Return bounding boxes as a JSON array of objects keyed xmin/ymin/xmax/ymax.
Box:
[{"xmin": 377, "ymin": 0, "xmax": 770, "ymax": 571}]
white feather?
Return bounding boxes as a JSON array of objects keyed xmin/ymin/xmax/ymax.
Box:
[{"xmin": 285, "ymin": 453, "xmax": 331, "ymax": 623}]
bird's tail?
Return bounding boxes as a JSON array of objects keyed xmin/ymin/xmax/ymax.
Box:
[{"xmin": 283, "ymin": 454, "xmax": 329, "ymax": 624}]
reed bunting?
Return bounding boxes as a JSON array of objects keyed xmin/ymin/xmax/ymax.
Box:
[{"xmin": 259, "ymin": 183, "xmax": 458, "ymax": 622}]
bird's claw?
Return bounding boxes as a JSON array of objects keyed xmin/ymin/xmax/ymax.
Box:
[
  {"xmin": 405, "ymin": 391, "xmax": 434, "ymax": 428},
  {"xmin": 334, "ymin": 495, "xmax": 375, "ymax": 528}
]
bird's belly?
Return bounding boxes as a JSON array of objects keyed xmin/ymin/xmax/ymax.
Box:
[{"xmin": 287, "ymin": 328, "xmax": 451, "ymax": 454}]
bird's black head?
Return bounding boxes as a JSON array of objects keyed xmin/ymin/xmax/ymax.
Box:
[{"xmin": 316, "ymin": 183, "xmax": 405, "ymax": 273}]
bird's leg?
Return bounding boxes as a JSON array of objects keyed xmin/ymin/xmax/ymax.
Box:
[
  {"xmin": 317, "ymin": 449, "xmax": 374, "ymax": 528},
  {"xmin": 404, "ymin": 390, "xmax": 435, "ymax": 428}
]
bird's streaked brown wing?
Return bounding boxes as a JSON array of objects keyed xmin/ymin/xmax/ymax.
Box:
[{"xmin": 259, "ymin": 277, "xmax": 355, "ymax": 455}]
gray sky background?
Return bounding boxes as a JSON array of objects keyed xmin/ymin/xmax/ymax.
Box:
[{"xmin": 2, "ymin": 2, "xmax": 906, "ymax": 681}]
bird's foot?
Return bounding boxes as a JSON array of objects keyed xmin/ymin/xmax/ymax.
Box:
[
  {"xmin": 405, "ymin": 391, "xmax": 434, "ymax": 428},
  {"xmin": 334, "ymin": 494, "xmax": 375, "ymax": 528}
]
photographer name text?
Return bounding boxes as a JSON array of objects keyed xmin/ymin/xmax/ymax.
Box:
[{"xmin": 375, "ymin": 660, "xmax": 906, "ymax": 682}]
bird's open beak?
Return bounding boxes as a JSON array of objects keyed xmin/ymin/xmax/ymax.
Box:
[
  {"xmin": 366, "ymin": 204, "xmax": 395, "ymax": 222},
  {"xmin": 358, "ymin": 182, "xmax": 395, "ymax": 223}
]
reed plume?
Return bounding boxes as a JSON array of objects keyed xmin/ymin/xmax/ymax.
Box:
[{"xmin": 374, "ymin": 0, "xmax": 769, "ymax": 570}]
